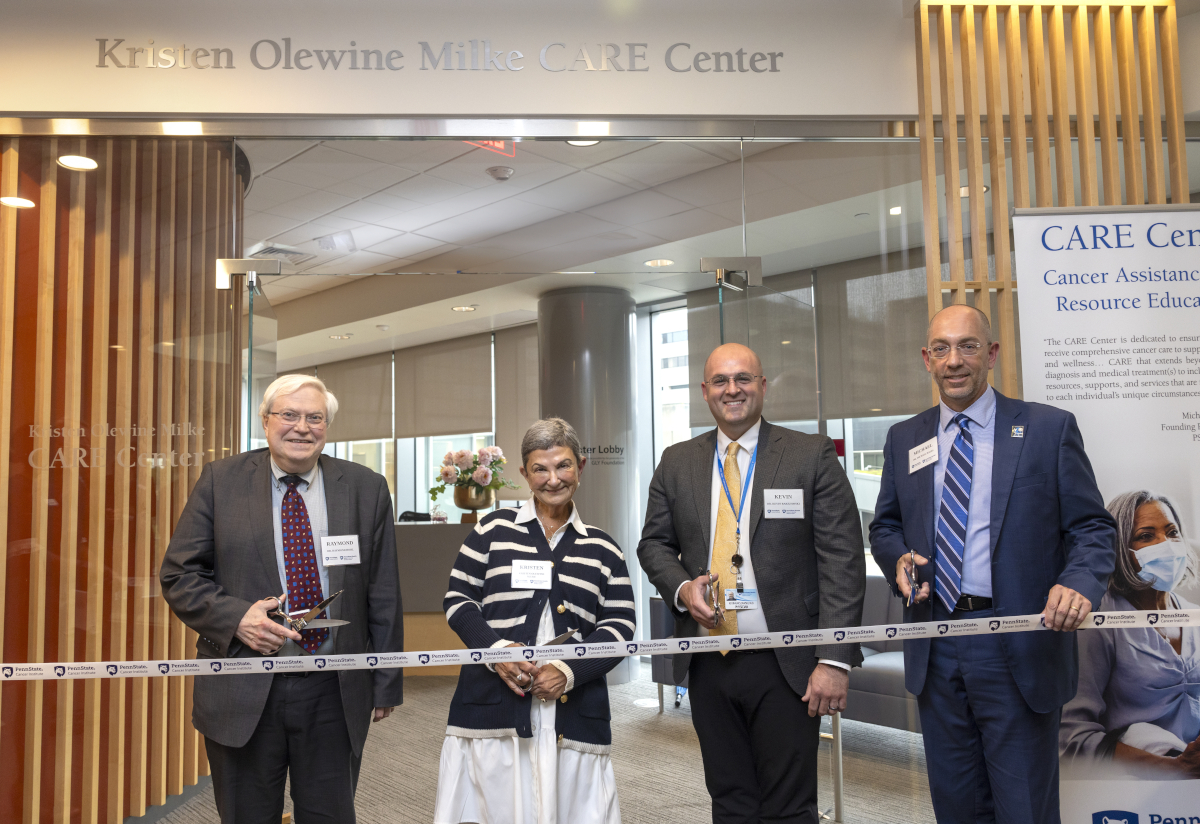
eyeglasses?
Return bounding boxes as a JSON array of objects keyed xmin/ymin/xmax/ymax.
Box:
[
  {"xmin": 707, "ymin": 373, "xmax": 763, "ymax": 388},
  {"xmin": 268, "ymin": 411, "xmax": 327, "ymax": 427},
  {"xmin": 927, "ymin": 343, "xmax": 985, "ymax": 359}
]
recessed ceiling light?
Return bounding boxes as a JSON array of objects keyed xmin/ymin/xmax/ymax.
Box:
[
  {"xmin": 162, "ymin": 121, "xmax": 203, "ymax": 136},
  {"xmin": 645, "ymin": 259, "xmax": 674, "ymax": 267},
  {"xmin": 960, "ymin": 184, "xmax": 989, "ymax": 197},
  {"xmin": 889, "ymin": 206, "xmax": 902, "ymax": 216},
  {"xmin": 162, "ymin": 341, "xmax": 175, "ymax": 347},
  {"xmin": 0, "ymin": 196, "xmax": 34, "ymax": 209},
  {"xmin": 329, "ymin": 333, "xmax": 354, "ymax": 340},
  {"xmin": 781, "ymin": 340, "xmax": 792, "ymax": 345},
  {"xmin": 110, "ymin": 344, "xmax": 125, "ymax": 350},
  {"xmin": 567, "ymin": 140, "xmax": 600, "ymax": 147},
  {"xmin": 870, "ymin": 408, "xmax": 883, "ymax": 412},
  {"xmin": 486, "ymin": 166, "xmax": 514, "ymax": 181},
  {"xmin": 452, "ymin": 305, "xmax": 478, "ymax": 312},
  {"xmin": 57, "ymin": 155, "xmax": 98, "ymax": 171}
]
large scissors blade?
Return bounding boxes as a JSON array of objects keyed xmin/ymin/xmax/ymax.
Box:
[
  {"xmin": 293, "ymin": 590, "xmax": 344, "ymax": 627},
  {"xmin": 545, "ymin": 629, "xmax": 579, "ymax": 646},
  {"xmin": 297, "ymin": 618, "xmax": 350, "ymax": 629}
]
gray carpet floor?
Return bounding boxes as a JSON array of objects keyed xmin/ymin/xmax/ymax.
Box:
[{"xmin": 150, "ymin": 673, "xmax": 934, "ymax": 823}]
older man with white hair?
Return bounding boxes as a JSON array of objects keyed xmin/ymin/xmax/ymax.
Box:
[{"xmin": 161, "ymin": 374, "xmax": 404, "ymax": 823}]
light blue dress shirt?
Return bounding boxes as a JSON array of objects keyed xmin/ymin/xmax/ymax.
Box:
[
  {"xmin": 932, "ymin": 385, "xmax": 996, "ymax": 598},
  {"xmin": 269, "ymin": 458, "xmax": 332, "ymax": 655}
]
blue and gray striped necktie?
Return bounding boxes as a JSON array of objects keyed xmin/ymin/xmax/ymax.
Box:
[{"xmin": 934, "ymin": 413, "xmax": 973, "ymax": 613}]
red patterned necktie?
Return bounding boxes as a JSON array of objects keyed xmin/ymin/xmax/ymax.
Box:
[{"xmin": 280, "ymin": 474, "xmax": 329, "ymax": 654}]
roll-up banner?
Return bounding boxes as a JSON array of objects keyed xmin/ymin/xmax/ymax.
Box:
[{"xmin": 1013, "ymin": 206, "xmax": 1200, "ymax": 823}]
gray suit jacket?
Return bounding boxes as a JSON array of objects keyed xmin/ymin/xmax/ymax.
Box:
[
  {"xmin": 637, "ymin": 420, "xmax": 866, "ymax": 694},
  {"xmin": 160, "ymin": 449, "xmax": 404, "ymax": 755}
]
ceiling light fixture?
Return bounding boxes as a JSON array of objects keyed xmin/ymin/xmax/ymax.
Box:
[
  {"xmin": 376, "ymin": 324, "xmax": 390, "ymax": 332},
  {"xmin": 960, "ymin": 184, "xmax": 989, "ymax": 197},
  {"xmin": 486, "ymin": 166, "xmax": 514, "ymax": 181},
  {"xmin": 329, "ymin": 333, "xmax": 354, "ymax": 340},
  {"xmin": 870, "ymin": 408, "xmax": 883, "ymax": 412},
  {"xmin": 567, "ymin": 140, "xmax": 600, "ymax": 147},
  {"xmin": 57, "ymin": 155, "xmax": 98, "ymax": 171},
  {"xmin": 889, "ymin": 206, "xmax": 902, "ymax": 216},
  {"xmin": 0, "ymin": 196, "xmax": 35, "ymax": 209},
  {"xmin": 161, "ymin": 121, "xmax": 203, "ymax": 136},
  {"xmin": 557, "ymin": 271, "xmax": 597, "ymax": 274},
  {"xmin": 452, "ymin": 305, "xmax": 478, "ymax": 312},
  {"xmin": 645, "ymin": 259, "xmax": 674, "ymax": 267},
  {"xmin": 781, "ymin": 340, "xmax": 792, "ymax": 345}
]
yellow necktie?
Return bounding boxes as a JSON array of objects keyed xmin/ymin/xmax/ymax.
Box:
[{"xmin": 712, "ymin": 441, "xmax": 741, "ymax": 640}]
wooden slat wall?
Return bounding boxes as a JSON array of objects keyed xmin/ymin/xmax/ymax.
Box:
[
  {"xmin": 0, "ymin": 137, "xmax": 240, "ymax": 823},
  {"xmin": 915, "ymin": 1, "xmax": 1190, "ymax": 400}
]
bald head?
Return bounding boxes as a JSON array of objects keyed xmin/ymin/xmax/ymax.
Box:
[
  {"xmin": 927, "ymin": 304, "xmax": 992, "ymax": 346},
  {"xmin": 704, "ymin": 343, "xmax": 762, "ymax": 381},
  {"xmin": 702, "ymin": 343, "xmax": 766, "ymax": 439}
]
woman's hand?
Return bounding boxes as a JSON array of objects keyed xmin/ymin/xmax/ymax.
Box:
[
  {"xmin": 494, "ymin": 643, "xmax": 539, "ymax": 697},
  {"xmin": 530, "ymin": 663, "xmax": 569, "ymax": 702},
  {"xmin": 1176, "ymin": 735, "xmax": 1200, "ymax": 778}
]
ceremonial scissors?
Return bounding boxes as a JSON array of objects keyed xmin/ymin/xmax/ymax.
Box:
[{"xmin": 267, "ymin": 590, "xmax": 350, "ymax": 632}]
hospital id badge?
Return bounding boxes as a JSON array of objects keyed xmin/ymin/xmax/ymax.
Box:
[
  {"xmin": 724, "ymin": 588, "xmax": 759, "ymax": 610},
  {"xmin": 511, "ymin": 559, "xmax": 553, "ymax": 590},
  {"xmin": 320, "ymin": 535, "xmax": 361, "ymax": 566}
]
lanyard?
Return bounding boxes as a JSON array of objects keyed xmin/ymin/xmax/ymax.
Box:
[{"xmin": 716, "ymin": 442, "xmax": 757, "ymax": 592}]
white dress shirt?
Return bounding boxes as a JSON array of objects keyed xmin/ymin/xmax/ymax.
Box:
[{"xmin": 675, "ymin": 419, "xmax": 848, "ymax": 671}]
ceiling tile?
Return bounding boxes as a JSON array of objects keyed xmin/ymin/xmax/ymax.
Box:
[
  {"xmin": 702, "ymin": 187, "xmax": 818, "ymax": 223},
  {"xmin": 302, "ymin": 251, "xmax": 396, "ymax": 275},
  {"xmin": 364, "ymin": 233, "xmax": 458, "ymax": 260},
  {"xmin": 245, "ymin": 176, "xmax": 320, "ymax": 211},
  {"xmin": 515, "ymin": 171, "xmax": 636, "ymax": 212},
  {"xmin": 240, "ymin": 140, "xmax": 317, "ymax": 177},
  {"xmin": 418, "ymin": 200, "xmax": 565, "ymax": 246},
  {"xmin": 330, "ymin": 140, "xmax": 477, "ymax": 171},
  {"xmin": 264, "ymin": 144, "xmax": 398, "ymax": 190},
  {"xmin": 325, "ymin": 164, "xmax": 419, "ymax": 199},
  {"xmin": 653, "ymin": 160, "xmax": 783, "ymax": 208},
  {"xmin": 480, "ymin": 212, "xmax": 623, "ymax": 254},
  {"xmin": 581, "ymin": 189, "xmax": 693, "ymax": 225},
  {"xmin": 637, "ymin": 208, "xmax": 738, "ymax": 244},
  {"xmin": 261, "ymin": 189, "xmax": 356, "ymax": 222},
  {"xmin": 243, "ymin": 210, "xmax": 304, "ymax": 243},
  {"xmin": 516, "ymin": 140, "xmax": 657, "ymax": 170},
  {"xmin": 589, "ymin": 143, "xmax": 727, "ymax": 189},
  {"xmin": 377, "ymin": 173, "xmax": 475, "ymax": 206}
]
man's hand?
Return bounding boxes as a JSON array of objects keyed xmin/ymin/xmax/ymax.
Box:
[
  {"xmin": 896, "ymin": 552, "xmax": 930, "ymax": 604},
  {"xmin": 1176, "ymin": 736, "xmax": 1200, "ymax": 778},
  {"xmin": 1042, "ymin": 585, "xmax": 1092, "ymax": 631},
  {"xmin": 495, "ymin": 643, "xmax": 540, "ymax": 697},
  {"xmin": 373, "ymin": 707, "xmax": 394, "ymax": 723},
  {"xmin": 680, "ymin": 573, "xmax": 719, "ymax": 629},
  {"xmin": 801, "ymin": 663, "xmax": 850, "ymax": 717},
  {"xmin": 530, "ymin": 664, "xmax": 569, "ymax": 702},
  {"xmin": 235, "ymin": 598, "xmax": 302, "ymax": 655}
]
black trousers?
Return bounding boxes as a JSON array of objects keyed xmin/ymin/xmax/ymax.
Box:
[
  {"xmin": 689, "ymin": 650, "xmax": 823, "ymax": 824},
  {"xmin": 205, "ymin": 671, "xmax": 361, "ymax": 824}
]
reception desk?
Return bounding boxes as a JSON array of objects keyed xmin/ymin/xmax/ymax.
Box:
[{"xmin": 396, "ymin": 522, "xmax": 473, "ymax": 675}]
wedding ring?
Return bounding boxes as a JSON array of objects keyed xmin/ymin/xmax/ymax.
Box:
[{"xmin": 1069, "ymin": 606, "xmax": 1080, "ymax": 612}]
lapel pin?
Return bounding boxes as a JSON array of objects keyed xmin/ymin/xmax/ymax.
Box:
[{"xmin": 1011, "ymin": 426, "xmax": 1025, "ymax": 438}]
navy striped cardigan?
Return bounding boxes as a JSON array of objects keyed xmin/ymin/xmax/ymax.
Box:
[{"xmin": 442, "ymin": 507, "xmax": 636, "ymax": 752}]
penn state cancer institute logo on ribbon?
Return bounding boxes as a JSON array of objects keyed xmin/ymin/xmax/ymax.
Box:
[
  {"xmin": 781, "ymin": 635, "xmax": 793, "ymax": 646},
  {"xmin": 730, "ymin": 637, "xmax": 742, "ymax": 648},
  {"xmin": 574, "ymin": 646, "xmax": 587, "ymax": 658},
  {"xmin": 2, "ymin": 666, "xmax": 13, "ymax": 678},
  {"xmin": 626, "ymin": 643, "xmax": 638, "ymax": 655},
  {"xmin": 677, "ymin": 640, "xmax": 691, "ymax": 652},
  {"xmin": 885, "ymin": 627, "xmax": 898, "ymax": 639},
  {"xmin": 210, "ymin": 662, "xmax": 222, "ymax": 673},
  {"xmin": 938, "ymin": 624, "xmax": 950, "ymax": 635},
  {"xmin": 1093, "ymin": 811, "xmax": 1138, "ymax": 824},
  {"xmin": 833, "ymin": 631, "xmax": 846, "ymax": 642},
  {"xmin": 1093, "ymin": 614, "xmax": 1106, "ymax": 627},
  {"xmin": 106, "ymin": 665, "xmax": 118, "ymax": 676},
  {"xmin": 989, "ymin": 620, "xmax": 1001, "ymax": 631},
  {"xmin": 522, "ymin": 649, "xmax": 535, "ymax": 660},
  {"xmin": 1147, "ymin": 613, "xmax": 1159, "ymax": 625},
  {"xmin": 54, "ymin": 666, "xmax": 66, "ymax": 677},
  {"xmin": 262, "ymin": 660, "xmax": 274, "ymax": 671},
  {"xmin": 367, "ymin": 656, "xmax": 378, "ymax": 667},
  {"xmin": 418, "ymin": 654, "xmax": 431, "ymax": 665},
  {"xmin": 470, "ymin": 652, "xmax": 482, "ymax": 662},
  {"xmin": 158, "ymin": 663, "xmax": 170, "ymax": 675}
]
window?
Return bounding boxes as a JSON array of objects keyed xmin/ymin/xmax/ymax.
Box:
[
  {"xmin": 418, "ymin": 432, "xmax": 496, "ymax": 523},
  {"xmin": 651, "ymin": 307, "xmax": 692, "ymax": 466},
  {"xmin": 326, "ymin": 439, "xmax": 396, "ymax": 511}
]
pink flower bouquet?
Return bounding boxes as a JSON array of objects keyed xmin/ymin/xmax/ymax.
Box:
[{"xmin": 429, "ymin": 445, "xmax": 518, "ymax": 501}]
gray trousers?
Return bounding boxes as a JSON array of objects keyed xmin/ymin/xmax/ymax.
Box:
[{"xmin": 205, "ymin": 671, "xmax": 361, "ymax": 824}]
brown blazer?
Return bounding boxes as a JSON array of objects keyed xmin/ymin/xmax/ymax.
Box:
[{"xmin": 160, "ymin": 449, "xmax": 404, "ymax": 755}]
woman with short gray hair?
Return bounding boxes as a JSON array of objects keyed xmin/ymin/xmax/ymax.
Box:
[
  {"xmin": 1060, "ymin": 490, "xmax": 1200, "ymax": 777},
  {"xmin": 434, "ymin": 418, "xmax": 634, "ymax": 824}
]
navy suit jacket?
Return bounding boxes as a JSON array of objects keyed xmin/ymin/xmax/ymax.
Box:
[{"xmin": 868, "ymin": 392, "xmax": 1116, "ymax": 713}]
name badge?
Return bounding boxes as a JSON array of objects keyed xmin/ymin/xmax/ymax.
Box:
[
  {"xmin": 511, "ymin": 559, "xmax": 553, "ymax": 590},
  {"xmin": 763, "ymin": 489, "xmax": 804, "ymax": 519},
  {"xmin": 909, "ymin": 436, "xmax": 938, "ymax": 473},
  {"xmin": 320, "ymin": 535, "xmax": 361, "ymax": 566},
  {"xmin": 724, "ymin": 588, "xmax": 759, "ymax": 610}
]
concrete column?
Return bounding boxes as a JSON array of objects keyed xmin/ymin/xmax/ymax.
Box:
[{"xmin": 537, "ymin": 287, "xmax": 637, "ymax": 681}]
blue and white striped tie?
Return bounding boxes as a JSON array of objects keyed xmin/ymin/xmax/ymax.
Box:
[{"xmin": 934, "ymin": 413, "xmax": 973, "ymax": 613}]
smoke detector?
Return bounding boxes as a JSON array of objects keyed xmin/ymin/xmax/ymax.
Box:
[
  {"xmin": 486, "ymin": 166, "xmax": 514, "ymax": 181},
  {"xmin": 247, "ymin": 241, "xmax": 315, "ymax": 267}
]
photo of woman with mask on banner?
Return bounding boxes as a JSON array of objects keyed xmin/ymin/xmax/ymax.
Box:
[{"xmin": 1060, "ymin": 490, "xmax": 1200, "ymax": 778}]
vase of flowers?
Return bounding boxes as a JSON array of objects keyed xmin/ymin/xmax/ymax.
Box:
[{"xmin": 429, "ymin": 445, "xmax": 519, "ymax": 523}]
